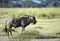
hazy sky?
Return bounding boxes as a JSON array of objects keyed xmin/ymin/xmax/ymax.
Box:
[{"xmin": 32, "ymin": 0, "xmax": 41, "ymax": 3}]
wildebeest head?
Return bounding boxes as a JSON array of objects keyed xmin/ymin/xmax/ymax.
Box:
[{"xmin": 29, "ymin": 16, "xmax": 37, "ymax": 24}]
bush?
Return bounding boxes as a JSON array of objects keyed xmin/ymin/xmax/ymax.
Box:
[
  {"xmin": 19, "ymin": 30, "xmax": 40, "ymax": 39},
  {"xmin": 13, "ymin": 30, "xmax": 41, "ymax": 39},
  {"xmin": 13, "ymin": 30, "xmax": 60, "ymax": 39}
]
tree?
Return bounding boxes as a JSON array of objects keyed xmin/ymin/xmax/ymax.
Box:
[
  {"xmin": 22, "ymin": 0, "xmax": 33, "ymax": 7},
  {"xmin": 0, "ymin": 0, "xmax": 2, "ymax": 7}
]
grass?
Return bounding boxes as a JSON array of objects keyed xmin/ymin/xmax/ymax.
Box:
[
  {"xmin": 0, "ymin": 8, "xmax": 60, "ymax": 39},
  {"xmin": 12, "ymin": 30, "xmax": 60, "ymax": 39},
  {"xmin": 17, "ymin": 30, "xmax": 40, "ymax": 39},
  {"xmin": 0, "ymin": 8, "xmax": 60, "ymax": 19}
]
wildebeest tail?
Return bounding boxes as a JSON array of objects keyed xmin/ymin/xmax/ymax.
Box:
[{"xmin": 5, "ymin": 21, "xmax": 7, "ymax": 33}]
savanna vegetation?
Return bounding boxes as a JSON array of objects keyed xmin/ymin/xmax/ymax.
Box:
[
  {"xmin": 0, "ymin": 8, "xmax": 60, "ymax": 39},
  {"xmin": 0, "ymin": 0, "xmax": 60, "ymax": 8},
  {"xmin": 0, "ymin": 8, "xmax": 60, "ymax": 18}
]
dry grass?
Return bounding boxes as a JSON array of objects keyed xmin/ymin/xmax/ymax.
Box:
[{"xmin": 0, "ymin": 8, "xmax": 60, "ymax": 39}]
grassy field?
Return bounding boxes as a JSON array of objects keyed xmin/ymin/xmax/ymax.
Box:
[
  {"xmin": 0, "ymin": 8, "xmax": 60, "ymax": 39},
  {"xmin": 0, "ymin": 8, "xmax": 60, "ymax": 18}
]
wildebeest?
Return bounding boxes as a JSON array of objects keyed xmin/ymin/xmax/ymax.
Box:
[{"xmin": 5, "ymin": 15, "xmax": 37, "ymax": 38}]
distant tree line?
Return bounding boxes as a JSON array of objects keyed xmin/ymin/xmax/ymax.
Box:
[{"xmin": 0, "ymin": 0, "xmax": 60, "ymax": 8}]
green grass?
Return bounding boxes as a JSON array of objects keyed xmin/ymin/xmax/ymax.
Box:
[
  {"xmin": 0, "ymin": 8, "xmax": 60, "ymax": 19},
  {"xmin": 12, "ymin": 30, "xmax": 60, "ymax": 39},
  {"xmin": 0, "ymin": 8, "xmax": 60, "ymax": 39}
]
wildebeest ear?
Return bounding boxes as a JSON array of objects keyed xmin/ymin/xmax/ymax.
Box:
[{"xmin": 30, "ymin": 17, "xmax": 33, "ymax": 19}]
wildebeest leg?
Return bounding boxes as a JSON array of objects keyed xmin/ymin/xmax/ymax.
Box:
[
  {"xmin": 9, "ymin": 27, "xmax": 12, "ymax": 37},
  {"xmin": 22, "ymin": 27, "xmax": 25, "ymax": 32},
  {"xmin": 21, "ymin": 20, "xmax": 25, "ymax": 32},
  {"xmin": 7, "ymin": 28, "xmax": 9, "ymax": 38}
]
